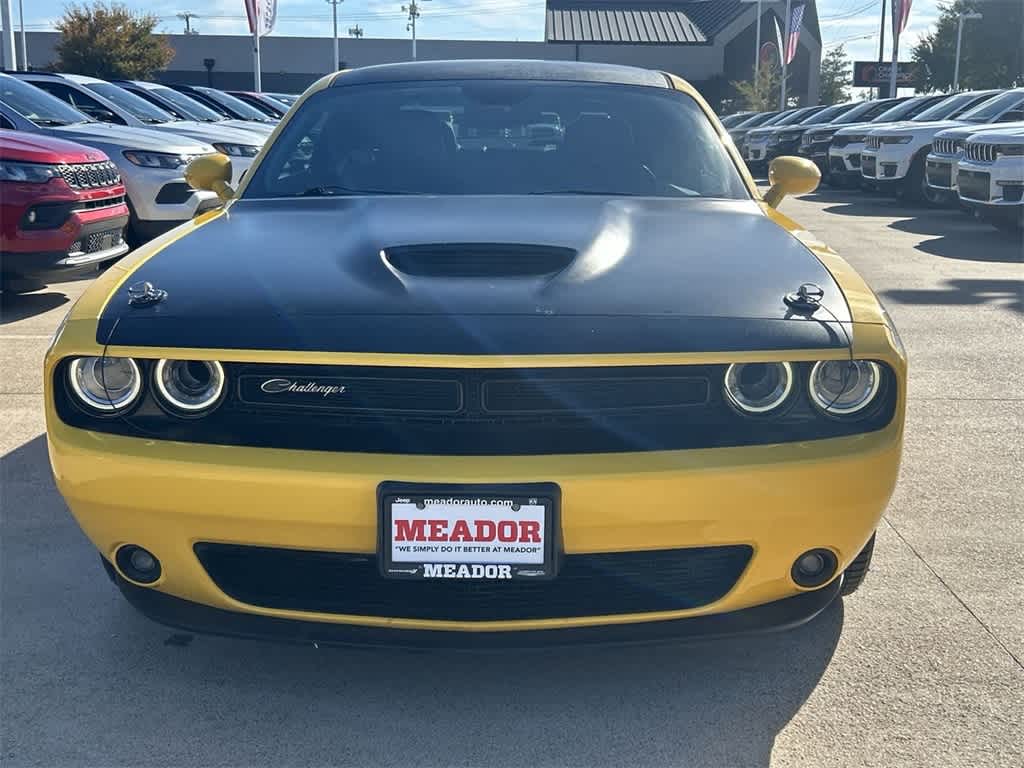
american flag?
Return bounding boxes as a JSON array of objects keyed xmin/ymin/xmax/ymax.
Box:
[
  {"xmin": 891, "ymin": 0, "xmax": 914, "ymax": 38},
  {"xmin": 785, "ymin": 3, "xmax": 806, "ymax": 65}
]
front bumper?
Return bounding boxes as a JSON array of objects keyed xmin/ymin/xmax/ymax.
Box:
[
  {"xmin": 746, "ymin": 139, "xmax": 770, "ymax": 164},
  {"xmin": 861, "ymin": 146, "xmax": 912, "ymax": 181},
  {"xmin": 48, "ymin": 409, "xmax": 902, "ymax": 637},
  {"xmin": 956, "ymin": 157, "xmax": 1024, "ymax": 207},
  {"xmin": 120, "ymin": 165, "xmax": 219, "ymax": 224},
  {"xmin": 111, "ymin": 566, "xmax": 843, "ymax": 648},
  {"xmin": 926, "ymin": 153, "xmax": 959, "ymax": 191},
  {"xmin": 828, "ymin": 144, "xmax": 865, "ymax": 178},
  {"xmin": 2, "ymin": 209, "xmax": 130, "ymax": 279}
]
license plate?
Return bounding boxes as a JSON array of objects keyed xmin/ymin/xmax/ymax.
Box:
[{"xmin": 378, "ymin": 482, "xmax": 559, "ymax": 580}]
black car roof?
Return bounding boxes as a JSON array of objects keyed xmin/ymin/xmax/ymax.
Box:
[{"xmin": 329, "ymin": 60, "xmax": 670, "ymax": 89}]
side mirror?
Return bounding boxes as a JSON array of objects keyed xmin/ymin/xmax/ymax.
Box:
[
  {"xmin": 185, "ymin": 153, "xmax": 235, "ymax": 204},
  {"xmin": 763, "ymin": 156, "xmax": 821, "ymax": 208}
]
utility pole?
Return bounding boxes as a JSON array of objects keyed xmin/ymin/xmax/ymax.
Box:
[
  {"xmin": 327, "ymin": 0, "xmax": 343, "ymax": 72},
  {"xmin": 402, "ymin": 0, "xmax": 430, "ymax": 61},
  {"xmin": 876, "ymin": 0, "xmax": 886, "ymax": 98},
  {"xmin": 349, "ymin": 25, "xmax": 363, "ymax": 38},
  {"xmin": 1, "ymin": 0, "xmax": 15, "ymax": 71},
  {"xmin": 177, "ymin": 11, "xmax": 200, "ymax": 34},
  {"xmin": 953, "ymin": 12, "xmax": 983, "ymax": 92}
]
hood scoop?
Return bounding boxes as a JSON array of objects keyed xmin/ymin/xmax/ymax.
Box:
[{"xmin": 383, "ymin": 243, "xmax": 576, "ymax": 278}]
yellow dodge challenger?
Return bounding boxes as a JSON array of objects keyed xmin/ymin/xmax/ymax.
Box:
[{"xmin": 45, "ymin": 61, "xmax": 905, "ymax": 647}]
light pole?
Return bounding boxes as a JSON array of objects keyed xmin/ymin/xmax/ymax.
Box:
[
  {"xmin": 327, "ymin": 0, "xmax": 343, "ymax": 71},
  {"xmin": 17, "ymin": 0, "xmax": 25, "ymax": 69},
  {"xmin": 1, "ymin": 0, "xmax": 15, "ymax": 70},
  {"xmin": 953, "ymin": 12, "xmax": 982, "ymax": 92},
  {"xmin": 739, "ymin": 0, "xmax": 780, "ymax": 82}
]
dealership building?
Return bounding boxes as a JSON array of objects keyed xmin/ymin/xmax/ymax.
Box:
[{"xmin": 19, "ymin": 0, "xmax": 821, "ymax": 108}]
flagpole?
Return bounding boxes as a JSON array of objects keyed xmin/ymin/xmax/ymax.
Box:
[
  {"xmin": 780, "ymin": 0, "xmax": 791, "ymax": 110},
  {"xmin": 253, "ymin": 28, "xmax": 262, "ymax": 91},
  {"xmin": 888, "ymin": 0, "xmax": 898, "ymax": 99}
]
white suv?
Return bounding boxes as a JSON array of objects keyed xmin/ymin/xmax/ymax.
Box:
[
  {"xmin": 926, "ymin": 120, "xmax": 1024, "ymax": 205},
  {"xmin": 861, "ymin": 89, "xmax": 1024, "ymax": 201},
  {"xmin": 957, "ymin": 127, "xmax": 1024, "ymax": 231},
  {"xmin": 828, "ymin": 94, "xmax": 952, "ymax": 186}
]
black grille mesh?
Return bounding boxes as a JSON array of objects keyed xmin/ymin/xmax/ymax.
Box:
[
  {"xmin": 57, "ymin": 160, "xmax": 120, "ymax": 189},
  {"xmin": 195, "ymin": 543, "xmax": 754, "ymax": 620}
]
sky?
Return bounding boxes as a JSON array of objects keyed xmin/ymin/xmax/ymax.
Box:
[{"xmin": 18, "ymin": 0, "xmax": 943, "ymax": 66}]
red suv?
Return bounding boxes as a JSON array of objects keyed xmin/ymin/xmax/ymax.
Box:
[{"xmin": 1, "ymin": 131, "xmax": 129, "ymax": 289}]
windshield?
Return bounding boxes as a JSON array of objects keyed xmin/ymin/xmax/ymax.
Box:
[
  {"xmin": 734, "ymin": 111, "xmax": 779, "ymax": 128},
  {"xmin": 960, "ymin": 90, "xmax": 1024, "ymax": 123},
  {"xmin": 719, "ymin": 113, "xmax": 751, "ymax": 128},
  {"xmin": 85, "ymin": 82, "xmax": 175, "ymax": 123},
  {"xmin": 836, "ymin": 98, "xmax": 903, "ymax": 124},
  {"xmin": 873, "ymin": 95, "xmax": 943, "ymax": 122},
  {"xmin": 803, "ymin": 103, "xmax": 854, "ymax": 124},
  {"xmin": 913, "ymin": 92, "xmax": 996, "ymax": 122},
  {"xmin": 774, "ymin": 107, "xmax": 825, "ymax": 127},
  {"xmin": 244, "ymin": 80, "xmax": 749, "ymax": 201},
  {"xmin": 198, "ymin": 87, "xmax": 273, "ymax": 121},
  {"xmin": 271, "ymin": 93, "xmax": 298, "ymax": 105},
  {"xmin": 148, "ymin": 86, "xmax": 224, "ymax": 122},
  {"xmin": 0, "ymin": 76, "xmax": 90, "ymax": 126}
]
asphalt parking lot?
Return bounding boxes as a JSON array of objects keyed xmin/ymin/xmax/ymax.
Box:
[{"xmin": 1, "ymin": 189, "xmax": 1022, "ymax": 768}]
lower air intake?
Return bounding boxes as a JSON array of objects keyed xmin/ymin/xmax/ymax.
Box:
[{"xmin": 195, "ymin": 543, "xmax": 754, "ymax": 621}]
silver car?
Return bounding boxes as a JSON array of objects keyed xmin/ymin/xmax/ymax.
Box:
[
  {"xmin": 0, "ymin": 73, "xmax": 218, "ymax": 244},
  {"xmin": 13, "ymin": 72, "xmax": 264, "ymax": 184}
]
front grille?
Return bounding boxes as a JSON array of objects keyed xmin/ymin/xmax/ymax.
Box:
[
  {"xmin": 865, "ymin": 136, "xmax": 881, "ymax": 150},
  {"xmin": 862, "ymin": 155, "xmax": 876, "ymax": 177},
  {"xmin": 55, "ymin": 362, "xmax": 900, "ymax": 455},
  {"xmin": 957, "ymin": 170, "xmax": 992, "ymax": 201},
  {"xmin": 831, "ymin": 136, "xmax": 850, "ymax": 148},
  {"xmin": 57, "ymin": 160, "xmax": 120, "ymax": 189},
  {"xmin": 965, "ymin": 142, "xmax": 997, "ymax": 163},
  {"xmin": 926, "ymin": 160, "xmax": 953, "ymax": 188},
  {"xmin": 194, "ymin": 543, "xmax": 754, "ymax": 620},
  {"xmin": 932, "ymin": 138, "xmax": 960, "ymax": 156}
]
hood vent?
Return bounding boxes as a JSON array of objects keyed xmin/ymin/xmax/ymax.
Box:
[{"xmin": 383, "ymin": 243, "xmax": 576, "ymax": 278}]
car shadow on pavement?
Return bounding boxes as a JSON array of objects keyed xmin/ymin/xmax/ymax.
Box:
[
  {"xmin": 0, "ymin": 290, "xmax": 70, "ymax": 325},
  {"xmin": 888, "ymin": 217, "xmax": 1024, "ymax": 263},
  {"xmin": 1, "ymin": 433, "xmax": 845, "ymax": 768},
  {"xmin": 882, "ymin": 278, "xmax": 1023, "ymax": 314}
]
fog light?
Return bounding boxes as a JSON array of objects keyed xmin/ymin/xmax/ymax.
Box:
[
  {"xmin": 115, "ymin": 545, "xmax": 162, "ymax": 584},
  {"xmin": 791, "ymin": 548, "xmax": 838, "ymax": 588}
]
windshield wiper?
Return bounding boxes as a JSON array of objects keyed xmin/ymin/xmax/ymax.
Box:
[{"xmin": 32, "ymin": 119, "xmax": 71, "ymax": 126}]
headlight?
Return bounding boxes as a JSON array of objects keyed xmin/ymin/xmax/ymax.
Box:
[
  {"xmin": 779, "ymin": 132, "xmax": 801, "ymax": 142},
  {"xmin": 0, "ymin": 160, "xmax": 62, "ymax": 183},
  {"xmin": 724, "ymin": 362, "xmax": 794, "ymax": 414},
  {"xmin": 812, "ymin": 132, "xmax": 835, "ymax": 143},
  {"xmin": 808, "ymin": 360, "xmax": 881, "ymax": 415},
  {"xmin": 845, "ymin": 134, "xmax": 866, "ymax": 144},
  {"xmin": 68, "ymin": 356, "xmax": 142, "ymax": 412},
  {"xmin": 154, "ymin": 359, "xmax": 225, "ymax": 413},
  {"xmin": 997, "ymin": 144, "xmax": 1024, "ymax": 157},
  {"xmin": 122, "ymin": 150, "xmax": 195, "ymax": 169},
  {"xmin": 880, "ymin": 136, "xmax": 914, "ymax": 145},
  {"xmin": 213, "ymin": 143, "xmax": 260, "ymax": 158}
]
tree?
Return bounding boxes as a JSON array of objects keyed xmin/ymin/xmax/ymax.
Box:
[
  {"xmin": 55, "ymin": 3, "xmax": 174, "ymax": 80},
  {"xmin": 912, "ymin": 0, "xmax": 1024, "ymax": 91},
  {"xmin": 731, "ymin": 62, "xmax": 781, "ymax": 112},
  {"xmin": 819, "ymin": 45, "xmax": 851, "ymax": 105}
]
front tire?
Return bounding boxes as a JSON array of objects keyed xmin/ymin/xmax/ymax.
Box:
[
  {"xmin": 840, "ymin": 533, "xmax": 875, "ymax": 596},
  {"xmin": 897, "ymin": 153, "xmax": 927, "ymax": 203}
]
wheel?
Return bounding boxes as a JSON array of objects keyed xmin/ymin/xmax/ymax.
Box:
[{"xmin": 840, "ymin": 533, "xmax": 875, "ymax": 596}]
